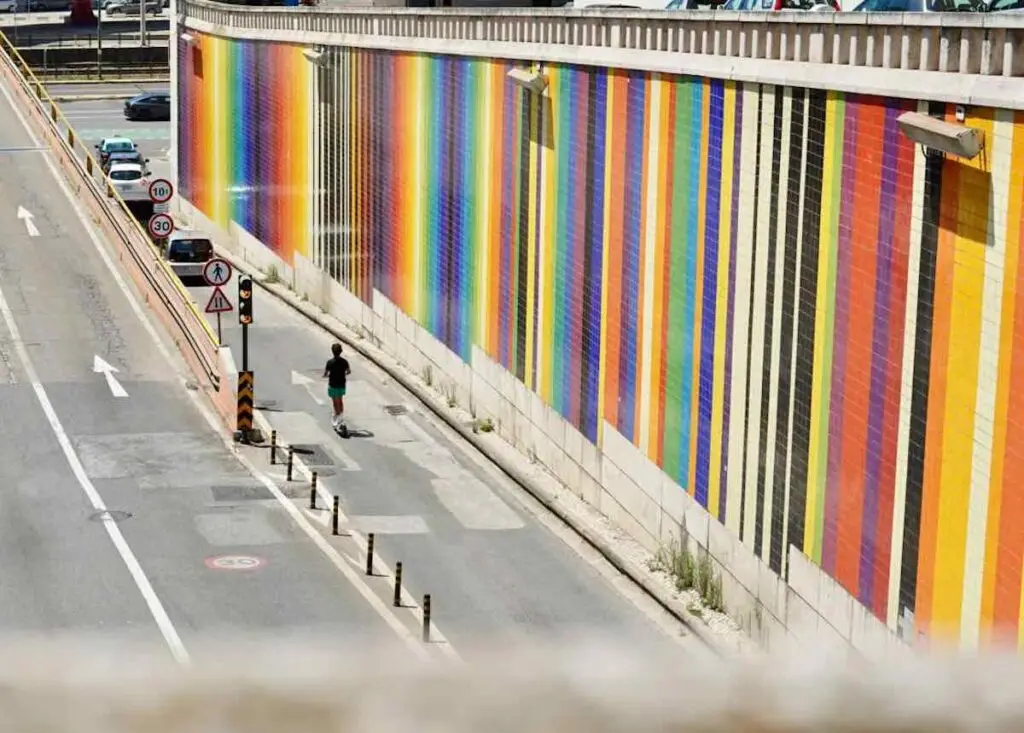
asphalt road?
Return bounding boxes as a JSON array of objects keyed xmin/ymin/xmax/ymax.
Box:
[
  {"xmin": 0, "ymin": 72, "xmax": 410, "ymax": 654},
  {"xmin": 56, "ymin": 91, "xmax": 172, "ymax": 183},
  {"xmin": 183, "ymin": 271, "xmax": 705, "ymax": 654}
]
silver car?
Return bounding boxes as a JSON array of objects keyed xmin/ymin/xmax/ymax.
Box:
[{"xmin": 163, "ymin": 230, "xmax": 214, "ymax": 284}]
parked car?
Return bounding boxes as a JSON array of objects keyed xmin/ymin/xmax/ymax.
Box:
[
  {"xmin": 721, "ymin": 0, "xmax": 837, "ymax": 9},
  {"xmin": 102, "ymin": 150, "xmax": 150, "ymax": 176},
  {"xmin": 95, "ymin": 136, "xmax": 137, "ymax": 166},
  {"xmin": 106, "ymin": 163, "xmax": 150, "ymax": 202},
  {"xmin": 106, "ymin": 0, "xmax": 161, "ymax": 13},
  {"xmin": 849, "ymin": 0, "xmax": 983, "ymax": 9},
  {"xmin": 124, "ymin": 91, "xmax": 170, "ymax": 121},
  {"xmin": 163, "ymin": 230, "xmax": 214, "ymax": 284}
]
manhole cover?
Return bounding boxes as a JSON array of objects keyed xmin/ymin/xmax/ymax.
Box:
[
  {"xmin": 384, "ymin": 404, "xmax": 408, "ymax": 416},
  {"xmin": 211, "ymin": 485, "xmax": 274, "ymax": 502},
  {"xmin": 290, "ymin": 444, "xmax": 334, "ymax": 466},
  {"xmin": 89, "ymin": 510, "xmax": 133, "ymax": 523}
]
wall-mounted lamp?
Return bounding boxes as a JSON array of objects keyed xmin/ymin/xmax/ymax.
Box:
[
  {"xmin": 180, "ymin": 31, "xmax": 196, "ymax": 45},
  {"xmin": 897, "ymin": 111, "xmax": 984, "ymax": 160},
  {"xmin": 507, "ymin": 65, "xmax": 548, "ymax": 95},
  {"xmin": 302, "ymin": 47, "xmax": 326, "ymax": 65}
]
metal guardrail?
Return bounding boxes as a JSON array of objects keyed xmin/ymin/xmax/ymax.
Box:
[
  {"xmin": 181, "ymin": 0, "xmax": 1024, "ymax": 78},
  {"xmin": 0, "ymin": 30, "xmax": 221, "ymax": 393}
]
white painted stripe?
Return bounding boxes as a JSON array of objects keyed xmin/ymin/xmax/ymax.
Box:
[
  {"xmin": 781, "ymin": 89, "xmax": 810, "ymax": 580},
  {"xmin": 0, "ymin": 72, "xmax": 189, "ymax": 666},
  {"xmin": 743, "ymin": 85, "xmax": 775, "ymax": 549},
  {"xmin": 724, "ymin": 83, "xmax": 760, "ymax": 536},
  {"xmin": 760, "ymin": 87, "xmax": 792, "ymax": 562},
  {"xmin": 887, "ymin": 99, "xmax": 929, "ymax": 631},
  {"xmin": 961, "ymin": 109, "xmax": 1013, "ymax": 649},
  {"xmin": 638, "ymin": 76, "xmax": 662, "ymax": 456}
]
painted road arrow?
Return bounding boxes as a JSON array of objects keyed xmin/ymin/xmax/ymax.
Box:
[
  {"xmin": 93, "ymin": 355, "xmax": 128, "ymax": 398},
  {"xmin": 291, "ymin": 370, "xmax": 325, "ymax": 405},
  {"xmin": 17, "ymin": 206, "xmax": 39, "ymax": 237}
]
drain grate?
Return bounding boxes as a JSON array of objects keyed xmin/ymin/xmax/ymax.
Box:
[
  {"xmin": 290, "ymin": 444, "xmax": 335, "ymax": 466},
  {"xmin": 384, "ymin": 404, "xmax": 408, "ymax": 416},
  {"xmin": 89, "ymin": 510, "xmax": 133, "ymax": 523}
]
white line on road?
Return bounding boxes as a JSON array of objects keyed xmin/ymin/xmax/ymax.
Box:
[
  {"xmin": 93, "ymin": 354, "xmax": 129, "ymax": 398},
  {"xmin": 0, "ymin": 283, "xmax": 188, "ymax": 665},
  {"xmin": 291, "ymin": 369, "xmax": 325, "ymax": 405},
  {"xmin": 16, "ymin": 206, "xmax": 38, "ymax": 237}
]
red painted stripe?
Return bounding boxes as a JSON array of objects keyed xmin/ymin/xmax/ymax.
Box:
[{"xmin": 603, "ymin": 71, "xmax": 628, "ymax": 430}]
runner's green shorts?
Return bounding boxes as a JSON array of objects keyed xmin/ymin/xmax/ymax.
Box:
[{"xmin": 328, "ymin": 386, "xmax": 346, "ymax": 399}]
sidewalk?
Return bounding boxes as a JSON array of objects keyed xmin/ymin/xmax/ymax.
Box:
[{"xmin": 184, "ymin": 270, "xmax": 721, "ymax": 657}]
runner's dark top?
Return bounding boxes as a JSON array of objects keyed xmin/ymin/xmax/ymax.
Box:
[{"xmin": 325, "ymin": 356, "xmax": 350, "ymax": 389}]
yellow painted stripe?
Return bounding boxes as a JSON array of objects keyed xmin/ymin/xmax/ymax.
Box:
[
  {"xmin": 477, "ymin": 62, "xmax": 494, "ymax": 349},
  {"xmin": 648, "ymin": 78, "xmax": 671, "ymax": 464},
  {"xmin": 932, "ymin": 113, "xmax": 993, "ymax": 637},
  {"xmin": 597, "ymin": 75, "xmax": 615, "ymax": 446},
  {"xmin": 708, "ymin": 81, "xmax": 736, "ymax": 520}
]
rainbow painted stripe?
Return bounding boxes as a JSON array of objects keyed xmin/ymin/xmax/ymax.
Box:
[{"xmin": 179, "ymin": 39, "xmax": 1024, "ymax": 648}]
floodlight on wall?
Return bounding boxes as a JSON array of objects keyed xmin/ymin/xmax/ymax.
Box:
[
  {"xmin": 507, "ymin": 65, "xmax": 548, "ymax": 94},
  {"xmin": 897, "ymin": 111, "xmax": 984, "ymax": 160},
  {"xmin": 303, "ymin": 47, "xmax": 326, "ymax": 65},
  {"xmin": 180, "ymin": 32, "xmax": 195, "ymax": 45}
]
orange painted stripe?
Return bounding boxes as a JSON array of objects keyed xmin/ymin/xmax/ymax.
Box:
[
  {"xmin": 603, "ymin": 71, "xmax": 628, "ymax": 430},
  {"xmin": 836, "ymin": 101, "xmax": 883, "ymax": 594},
  {"xmin": 990, "ymin": 117, "xmax": 1024, "ymax": 639},
  {"xmin": 915, "ymin": 157, "xmax": 960, "ymax": 637}
]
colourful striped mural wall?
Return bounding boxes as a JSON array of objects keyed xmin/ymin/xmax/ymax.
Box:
[
  {"xmin": 177, "ymin": 35, "xmax": 313, "ymax": 264},
  {"xmin": 177, "ymin": 36, "xmax": 1024, "ymax": 649}
]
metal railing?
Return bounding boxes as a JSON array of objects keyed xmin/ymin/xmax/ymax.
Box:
[{"xmin": 181, "ymin": 0, "xmax": 1024, "ymax": 77}]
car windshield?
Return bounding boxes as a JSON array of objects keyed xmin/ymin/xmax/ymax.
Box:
[
  {"xmin": 105, "ymin": 141, "xmax": 134, "ymax": 153},
  {"xmin": 168, "ymin": 238, "xmax": 214, "ymax": 261},
  {"xmin": 110, "ymin": 169, "xmax": 141, "ymax": 181},
  {"xmin": 987, "ymin": 0, "xmax": 1023, "ymax": 9}
]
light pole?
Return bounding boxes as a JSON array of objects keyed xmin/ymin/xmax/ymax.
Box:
[{"xmin": 96, "ymin": 3, "xmax": 103, "ymax": 79}]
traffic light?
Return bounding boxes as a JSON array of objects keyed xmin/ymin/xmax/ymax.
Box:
[{"xmin": 238, "ymin": 275, "xmax": 253, "ymax": 325}]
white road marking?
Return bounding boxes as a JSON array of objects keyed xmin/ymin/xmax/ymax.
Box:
[
  {"xmin": 0, "ymin": 282, "xmax": 189, "ymax": 665},
  {"xmin": 291, "ymin": 369, "xmax": 325, "ymax": 405},
  {"xmin": 93, "ymin": 354, "xmax": 129, "ymax": 398},
  {"xmin": 16, "ymin": 205, "xmax": 38, "ymax": 237},
  {"xmin": 0, "ymin": 71, "xmax": 189, "ymax": 666}
]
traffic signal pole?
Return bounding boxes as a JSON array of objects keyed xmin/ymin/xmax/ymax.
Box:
[{"xmin": 236, "ymin": 276, "xmax": 255, "ymax": 443}]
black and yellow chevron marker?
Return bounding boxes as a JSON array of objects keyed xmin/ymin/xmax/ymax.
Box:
[{"xmin": 237, "ymin": 370, "xmax": 254, "ymax": 433}]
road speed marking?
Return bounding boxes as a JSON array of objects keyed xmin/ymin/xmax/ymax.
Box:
[{"xmin": 204, "ymin": 554, "xmax": 266, "ymax": 571}]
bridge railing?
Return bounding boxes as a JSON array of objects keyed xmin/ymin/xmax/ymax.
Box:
[{"xmin": 182, "ymin": 0, "xmax": 1023, "ymax": 79}]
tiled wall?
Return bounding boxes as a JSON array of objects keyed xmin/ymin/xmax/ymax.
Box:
[{"xmin": 177, "ymin": 35, "xmax": 1024, "ymax": 649}]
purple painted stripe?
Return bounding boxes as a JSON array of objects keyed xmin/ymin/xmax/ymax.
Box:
[
  {"xmin": 858, "ymin": 101, "xmax": 900, "ymax": 605},
  {"xmin": 719, "ymin": 85, "xmax": 743, "ymax": 523},
  {"xmin": 821, "ymin": 98, "xmax": 858, "ymax": 576}
]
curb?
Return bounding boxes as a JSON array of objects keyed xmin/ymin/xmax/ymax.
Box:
[{"xmin": 213, "ymin": 249, "xmax": 734, "ymax": 657}]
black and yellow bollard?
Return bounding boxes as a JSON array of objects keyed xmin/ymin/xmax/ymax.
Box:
[
  {"xmin": 393, "ymin": 562, "xmax": 403, "ymax": 607},
  {"xmin": 286, "ymin": 446, "xmax": 294, "ymax": 482},
  {"xmin": 365, "ymin": 533, "xmax": 375, "ymax": 576},
  {"xmin": 270, "ymin": 430, "xmax": 278, "ymax": 465},
  {"xmin": 332, "ymin": 496, "xmax": 339, "ymax": 536},
  {"xmin": 310, "ymin": 471, "xmax": 318, "ymax": 510},
  {"xmin": 422, "ymin": 594, "xmax": 431, "ymax": 643}
]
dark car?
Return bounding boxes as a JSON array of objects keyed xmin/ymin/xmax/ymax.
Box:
[
  {"xmin": 102, "ymin": 150, "xmax": 150, "ymax": 175},
  {"xmin": 124, "ymin": 92, "xmax": 170, "ymax": 121}
]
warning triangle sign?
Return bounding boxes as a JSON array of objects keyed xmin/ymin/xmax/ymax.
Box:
[{"xmin": 205, "ymin": 286, "xmax": 233, "ymax": 314}]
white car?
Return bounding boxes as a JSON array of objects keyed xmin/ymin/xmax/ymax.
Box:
[{"xmin": 106, "ymin": 162, "xmax": 149, "ymax": 202}]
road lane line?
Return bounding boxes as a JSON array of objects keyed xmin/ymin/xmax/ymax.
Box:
[{"xmin": 0, "ymin": 282, "xmax": 190, "ymax": 665}]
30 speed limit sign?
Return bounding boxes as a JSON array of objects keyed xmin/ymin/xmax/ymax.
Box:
[
  {"xmin": 148, "ymin": 213, "xmax": 174, "ymax": 239},
  {"xmin": 148, "ymin": 178, "xmax": 174, "ymax": 204}
]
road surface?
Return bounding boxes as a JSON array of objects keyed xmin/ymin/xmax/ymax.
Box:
[{"xmin": 0, "ymin": 69, "xmax": 408, "ymax": 656}]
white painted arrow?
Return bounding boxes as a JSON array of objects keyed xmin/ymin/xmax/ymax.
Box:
[
  {"xmin": 17, "ymin": 206, "xmax": 39, "ymax": 237},
  {"xmin": 93, "ymin": 355, "xmax": 128, "ymax": 398},
  {"xmin": 291, "ymin": 370, "xmax": 325, "ymax": 405}
]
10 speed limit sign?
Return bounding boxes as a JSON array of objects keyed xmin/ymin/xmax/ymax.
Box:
[
  {"xmin": 148, "ymin": 213, "xmax": 174, "ymax": 239},
  {"xmin": 148, "ymin": 178, "xmax": 174, "ymax": 204}
]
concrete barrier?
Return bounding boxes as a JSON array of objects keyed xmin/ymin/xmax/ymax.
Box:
[{"xmin": 0, "ymin": 32, "xmax": 229, "ymax": 429}]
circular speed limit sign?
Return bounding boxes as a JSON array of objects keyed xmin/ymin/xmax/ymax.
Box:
[
  {"xmin": 148, "ymin": 178, "xmax": 174, "ymax": 203},
  {"xmin": 148, "ymin": 213, "xmax": 174, "ymax": 238}
]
